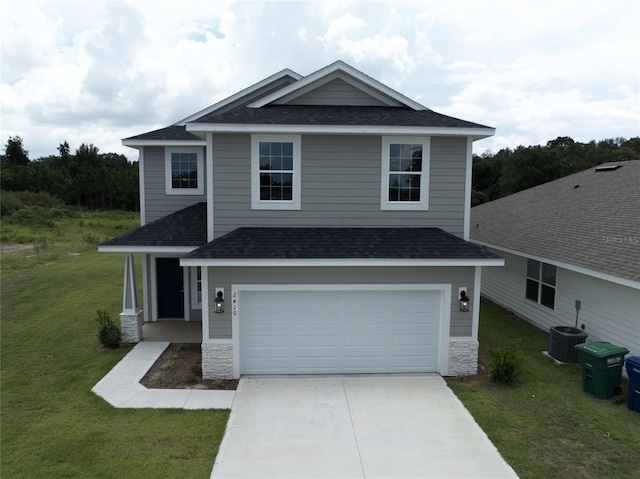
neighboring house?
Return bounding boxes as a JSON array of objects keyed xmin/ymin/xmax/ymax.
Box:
[
  {"xmin": 471, "ymin": 161, "xmax": 640, "ymax": 357},
  {"xmin": 99, "ymin": 61, "xmax": 503, "ymax": 379}
]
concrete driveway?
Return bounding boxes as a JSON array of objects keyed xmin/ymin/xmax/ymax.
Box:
[{"xmin": 211, "ymin": 376, "xmax": 518, "ymax": 478}]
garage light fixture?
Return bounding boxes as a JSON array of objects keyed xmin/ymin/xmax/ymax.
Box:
[
  {"xmin": 459, "ymin": 290, "xmax": 470, "ymax": 312},
  {"xmin": 214, "ymin": 289, "xmax": 224, "ymax": 313}
]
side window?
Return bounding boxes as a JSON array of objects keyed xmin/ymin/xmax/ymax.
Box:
[
  {"xmin": 381, "ymin": 137, "xmax": 430, "ymax": 210},
  {"xmin": 165, "ymin": 147, "xmax": 204, "ymax": 195},
  {"xmin": 251, "ymin": 135, "xmax": 301, "ymax": 210},
  {"xmin": 526, "ymin": 259, "xmax": 556, "ymax": 309}
]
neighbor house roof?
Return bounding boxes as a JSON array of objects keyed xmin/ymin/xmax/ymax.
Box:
[
  {"xmin": 470, "ymin": 161, "xmax": 640, "ymax": 284},
  {"xmin": 182, "ymin": 227, "xmax": 502, "ymax": 266},
  {"xmin": 98, "ymin": 202, "xmax": 207, "ymax": 252}
]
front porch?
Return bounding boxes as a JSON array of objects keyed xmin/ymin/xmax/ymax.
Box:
[{"xmin": 141, "ymin": 321, "xmax": 202, "ymax": 343}]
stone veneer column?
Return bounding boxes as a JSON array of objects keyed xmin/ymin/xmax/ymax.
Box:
[
  {"xmin": 120, "ymin": 311, "xmax": 144, "ymax": 343},
  {"xmin": 448, "ymin": 339, "xmax": 479, "ymax": 376},
  {"xmin": 202, "ymin": 340, "xmax": 234, "ymax": 379}
]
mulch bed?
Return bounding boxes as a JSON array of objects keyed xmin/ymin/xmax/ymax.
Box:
[{"xmin": 140, "ymin": 343, "xmax": 238, "ymax": 390}]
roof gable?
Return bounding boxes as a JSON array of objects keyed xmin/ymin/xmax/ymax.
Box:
[
  {"xmin": 247, "ymin": 60, "xmax": 426, "ymax": 110},
  {"xmin": 471, "ymin": 161, "xmax": 640, "ymax": 284}
]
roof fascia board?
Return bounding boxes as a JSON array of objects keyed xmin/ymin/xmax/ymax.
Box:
[
  {"xmin": 473, "ymin": 240, "xmax": 640, "ymax": 290},
  {"xmin": 175, "ymin": 68, "xmax": 302, "ymax": 125},
  {"xmin": 248, "ymin": 60, "xmax": 427, "ymax": 110},
  {"xmin": 98, "ymin": 246, "xmax": 198, "ymax": 254},
  {"xmin": 180, "ymin": 258, "xmax": 505, "ymax": 267},
  {"xmin": 122, "ymin": 139, "xmax": 207, "ymax": 147},
  {"xmin": 186, "ymin": 123, "xmax": 495, "ymax": 139}
]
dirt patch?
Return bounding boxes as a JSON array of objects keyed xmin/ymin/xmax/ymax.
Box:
[
  {"xmin": 0, "ymin": 243, "xmax": 34, "ymax": 253},
  {"xmin": 140, "ymin": 343, "xmax": 238, "ymax": 390}
]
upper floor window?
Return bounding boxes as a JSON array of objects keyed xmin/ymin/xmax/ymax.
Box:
[
  {"xmin": 526, "ymin": 259, "xmax": 556, "ymax": 310},
  {"xmin": 381, "ymin": 136, "xmax": 430, "ymax": 210},
  {"xmin": 251, "ymin": 135, "xmax": 301, "ymax": 210},
  {"xmin": 165, "ymin": 147, "xmax": 204, "ymax": 195}
]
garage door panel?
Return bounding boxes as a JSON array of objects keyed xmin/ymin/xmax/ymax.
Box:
[
  {"xmin": 240, "ymin": 289, "xmax": 441, "ymax": 374},
  {"xmin": 343, "ymin": 312, "xmax": 387, "ymax": 326},
  {"xmin": 295, "ymin": 334, "xmax": 339, "ymax": 347},
  {"xmin": 344, "ymin": 334, "xmax": 387, "ymax": 347}
]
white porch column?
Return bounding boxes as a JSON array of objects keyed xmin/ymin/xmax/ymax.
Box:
[{"xmin": 120, "ymin": 254, "xmax": 144, "ymax": 343}]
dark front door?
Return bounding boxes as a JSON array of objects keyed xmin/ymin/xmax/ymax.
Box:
[{"xmin": 156, "ymin": 258, "xmax": 184, "ymax": 319}]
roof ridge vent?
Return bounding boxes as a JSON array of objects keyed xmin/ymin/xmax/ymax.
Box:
[{"xmin": 595, "ymin": 164, "xmax": 623, "ymax": 172}]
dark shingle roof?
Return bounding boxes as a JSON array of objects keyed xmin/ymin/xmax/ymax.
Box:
[
  {"xmin": 100, "ymin": 203, "xmax": 207, "ymax": 248},
  {"xmin": 191, "ymin": 105, "xmax": 490, "ymax": 129},
  {"xmin": 184, "ymin": 227, "xmax": 501, "ymax": 260},
  {"xmin": 471, "ymin": 161, "xmax": 640, "ymax": 282},
  {"xmin": 124, "ymin": 125, "xmax": 203, "ymax": 142}
]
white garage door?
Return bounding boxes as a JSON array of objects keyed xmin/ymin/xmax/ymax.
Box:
[{"xmin": 239, "ymin": 288, "xmax": 441, "ymax": 374}]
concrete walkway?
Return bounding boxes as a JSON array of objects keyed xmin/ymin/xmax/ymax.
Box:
[{"xmin": 91, "ymin": 342, "xmax": 234, "ymax": 409}]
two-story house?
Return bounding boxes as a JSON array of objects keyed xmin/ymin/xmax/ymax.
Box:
[{"xmin": 99, "ymin": 61, "xmax": 503, "ymax": 379}]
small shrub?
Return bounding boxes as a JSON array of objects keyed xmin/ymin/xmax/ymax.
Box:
[
  {"xmin": 489, "ymin": 342, "xmax": 523, "ymax": 384},
  {"xmin": 150, "ymin": 372, "xmax": 165, "ymax": 384},
  {"xmin": 185, "ymin": 373, "xmax": 198, "ymax": 385},
  {"xmin": 96, "ymin": 310, "xmax": 120, "ymax": 349}
]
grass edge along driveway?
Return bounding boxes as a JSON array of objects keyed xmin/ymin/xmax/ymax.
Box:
[{"xmin": 448, "ymin": 300, "xmax": 640, "ymax": 479}]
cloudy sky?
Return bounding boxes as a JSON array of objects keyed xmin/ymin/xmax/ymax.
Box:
[{"xmin": 2, "ymin": 0, "xmax": 639, "ymax": 161}]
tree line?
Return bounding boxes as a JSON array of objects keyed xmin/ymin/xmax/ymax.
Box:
[
  {"xmin": 472, "ymin": 136, "xmax": 640, "ymax": 206},
  {"xmin": 2, "ymin": 134, "xmax": 639, "ymax": 211},
  {"xmin": 1, "ymin": 136, "xmax": 139, "ymax": 211}
]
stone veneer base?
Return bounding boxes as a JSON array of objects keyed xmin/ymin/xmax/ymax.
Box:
[
  {"xmin": 202, "ymin": 341, "xmax": 234, "ymax": 379},
  {"xmin": 120, "ymin": 311, "xmax": 144, "ymax": 343},
  {"xmin": 448, "ymin": 339, "xmax": 479, "ymax": 376}
]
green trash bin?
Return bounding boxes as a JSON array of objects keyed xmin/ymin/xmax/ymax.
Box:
[{"xmin": 574, "ymin": 342, "xmax": 629, "ymax": 399}]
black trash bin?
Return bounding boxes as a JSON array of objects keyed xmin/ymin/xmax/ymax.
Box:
[
  {"xmin": 626, "ymin": 356, "xmax": 640, "ymax": 412},
  {"xmin": 548, "ymin": 326, "xmax": 588, "ymax": 362}
]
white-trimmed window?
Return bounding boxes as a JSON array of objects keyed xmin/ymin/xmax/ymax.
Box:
[
  {"xmin": 251, "ymin": 135, "xmax": 301, "ymax": 210},
  {"xmin": 381, "ymin": 137, "xmax": 430, "ymax": 210},
  {"xmin": 526, "ymin": 259, "xmax": 556, "ymax": 310},
  {"xmin": 165, "ymin": 147, "xmax": 204, "ymax": 195},
  {"xmin": 190, "ymin": 266, "xmax": 202, "ymax": 309}
]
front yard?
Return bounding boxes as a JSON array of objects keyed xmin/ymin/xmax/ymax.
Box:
[
  {"xmin": 0, "ymin": 213, "xmax": 229, "ymax": 478},
  {"xmin": 2, "ymin": 210, "xmax": 638, "ymax": 478}
]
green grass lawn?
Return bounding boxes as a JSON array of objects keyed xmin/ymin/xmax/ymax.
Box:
[
  {"xmin": 448, "ymin": 300, "xmax": 640, "ymax": 479},
  {"xmin": 1, "ymin": 211, "xmax": 229, "ymax": 478}
]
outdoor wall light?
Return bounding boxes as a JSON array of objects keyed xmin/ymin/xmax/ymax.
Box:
[
  {"xmin": 459, "ymin": 290, "xmax": 470, "ymax": 312},
  {"xmin": 214, "ymin": 289, "xmax": 224, "ymax": 313}
]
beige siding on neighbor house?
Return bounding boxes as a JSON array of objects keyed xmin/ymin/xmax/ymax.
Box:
[
  {"xmin": 481, "ymin": 249, "xmax": 640, "ymax": 357},
  {"xmin": 212, "ymin": 134, "xmax": 468, "ymax": 238},
  {"xmin": 206, "ymin": 266, "xmax": 476, "ymax": 340}
]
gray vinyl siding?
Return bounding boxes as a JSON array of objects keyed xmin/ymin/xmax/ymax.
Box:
[
  {"xmin": 281, "ymin": 78, "xmax": 398, "ymax": 106},
  {"xmin": 143, "ymin": 146, "xmax": 207, "ymax": 223},
  {"xmin": 481, "ymin": 249, "xmax": 640, "ymax": 357},
  {"xmin": 213, "ymin": 135, "xmax": 467, "ymax": 238},
  {"xmin": 207, "ymin": 266, "xmax": 475, "ymax": 339}
]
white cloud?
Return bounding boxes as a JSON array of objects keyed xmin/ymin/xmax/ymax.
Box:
[{"xmin": 0, "ymin": 0, "xmax": 638, "ymax": 161}]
